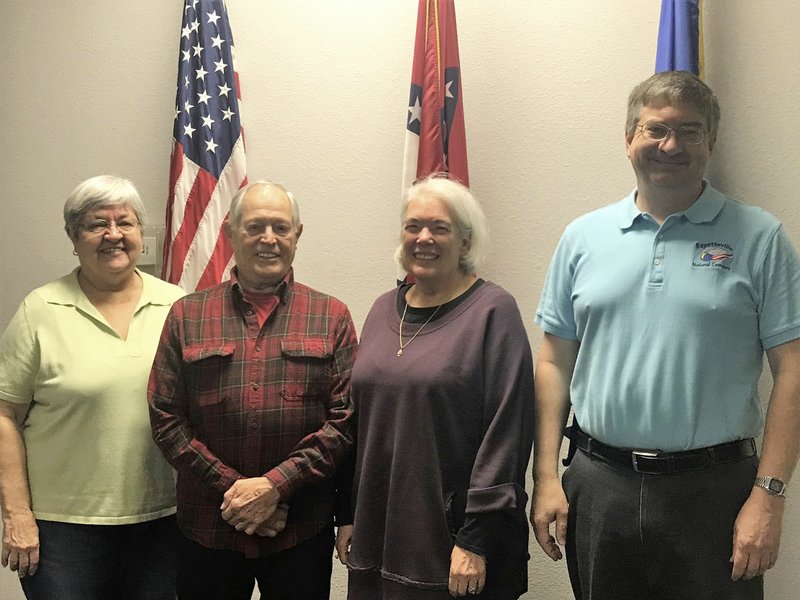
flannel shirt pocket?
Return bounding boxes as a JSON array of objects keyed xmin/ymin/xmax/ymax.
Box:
[
  {"xmin": 280, "ymin": 337, "xmax": 332, "ymax": 402},
  {"xmin": 183, "ymin": 343, "xmax": 236, "ymax": 407}
]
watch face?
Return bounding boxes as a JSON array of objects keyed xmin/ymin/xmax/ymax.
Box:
[{"xmin": 769, "ymin": 479, "xmax": 784, "ymax": 493}]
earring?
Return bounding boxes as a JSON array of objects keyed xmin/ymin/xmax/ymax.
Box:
[{"xmin": 72, "ymin": 250, "xmax": 78, "ymax": 256}]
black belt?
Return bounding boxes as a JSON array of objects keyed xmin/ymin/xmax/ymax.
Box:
[{"xmin": 571, "ymin": 425, "xmax": 756, "ymax": 475}]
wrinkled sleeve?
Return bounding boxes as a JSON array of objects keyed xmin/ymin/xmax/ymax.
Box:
[
  {"xmin": 0, "ymin": 300, "xmax": 37, "ymax": 406},
  {"xmin": 535, "ymin": 229, "xmax": 579, "ymax": 341},
  {"xmin": 263, "ymin": 305, "xmax": 358, "ymax": 500},
  {"xmin": 758, "ymin": 225, "xmax": 800, "ymax": 350},
  {"xmin": 148, "ymin": 302, "xmax": 242, "ymax": 494},
  {"xmin": 455, "ymin": 292, "xmax": 535, "ymax": 556}
]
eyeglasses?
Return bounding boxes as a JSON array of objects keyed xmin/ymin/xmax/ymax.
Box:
[
  {"xmin": 636, "ymin": 121, "xmax": 707, "ymax": 145},
  {"xmin": 81, "ymin": 219, "xmax": 140, "ymax": 235}
]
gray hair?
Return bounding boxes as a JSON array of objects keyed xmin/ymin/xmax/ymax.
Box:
[
  {"xmin": 626, "ymin": 71, "xmax": 721, "ymax": 144},
  {"xmin": 63, "ymin": 175, "xmax": 145, "ymax": 241},
  {"xmin": 228, "ymin": 181, "xmax": 301, "ymax": 230},
  {"xmin": 395, "ymin": 175, "xmax": 490, "ymax": 274}
]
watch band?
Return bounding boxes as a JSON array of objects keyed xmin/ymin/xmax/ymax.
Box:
[{"xmin": 754, "ymin": 476, "xmax": 787, "ymax": 498}]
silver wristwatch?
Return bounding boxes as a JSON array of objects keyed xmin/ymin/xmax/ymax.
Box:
[{"xmin": 754, "ymin": 476, "xmax": 787, "ymax": 498}]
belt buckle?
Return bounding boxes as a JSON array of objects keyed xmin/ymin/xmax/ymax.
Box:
[{"xmin": 631, "ymin": 450, "xmax": 661, "ymax": 474}]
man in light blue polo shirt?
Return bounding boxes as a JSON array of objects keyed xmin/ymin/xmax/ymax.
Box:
[{"xmin": 531, "ymin": 71, "xmax": 800, "ymax": 600}]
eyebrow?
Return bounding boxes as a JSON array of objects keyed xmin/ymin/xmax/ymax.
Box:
[
  {"xmin": 245, "ymin": 217, "xmax": 291, "ymax": 223},
  {"xmin": 645, "ymin": 119, "xmax": 705, "ymax": 128},
  {"xmin": 87, "ymin": 214, "xmax": 135, "ymax": 221},
  {"xmin": 404, "ymin": 218, "xmax": 451, "ymax": 225}
]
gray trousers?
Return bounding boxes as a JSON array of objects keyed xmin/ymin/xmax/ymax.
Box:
[{"xmin": 563, "ymin": 449, "xmax": 763, "ymax": 600}]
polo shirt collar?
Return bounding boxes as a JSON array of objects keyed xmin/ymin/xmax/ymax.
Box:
[
  {"xmin": 683, "ymin": 183, "xmax": 725, "ymax": 224},
  {"xmin": 40, "ymin": 268, "xmax": 88, "ymax": 308},
  {"xmin": 616, "ymin": 180, "xmax": 723, "ymax": 229},
  {"xmin": 138, "ymin": 271, "xmax": 181, "ymax": 307},
  {"xmin": 616, "ymin": 190, "xmax": 643, "ymax": 230},
  {"xmin": 43, "ymin": 268, "xmax": 173, "ymax": 311}
]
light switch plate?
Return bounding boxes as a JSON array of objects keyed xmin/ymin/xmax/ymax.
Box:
[{"xmin": 140, "ymin": 237, "xmax": 157, "ymax": 265}]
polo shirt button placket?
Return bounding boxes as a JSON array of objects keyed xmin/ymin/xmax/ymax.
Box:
[{"xmin": 649, "ymin": 229, "xmax": 667, "ymax": 286}]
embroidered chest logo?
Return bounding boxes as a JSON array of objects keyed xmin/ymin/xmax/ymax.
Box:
[{"xmin": 693, "ymin": 242, "xmax": 734, "ymax": 270}]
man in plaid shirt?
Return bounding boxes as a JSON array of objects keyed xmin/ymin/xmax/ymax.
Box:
[{"xmin": 149, "ymin": 181, "xmax": 357, "ymax": 600}]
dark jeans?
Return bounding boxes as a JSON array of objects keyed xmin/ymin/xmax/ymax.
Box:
[
  {"xmin": 21, "ymin": 515, "xmax": 177, "ymax": 600},
  {"xmin": 176, "ymin": 526, "xmax": 334, "ymax": 600},
  {"xmin": 563, "ymin": 449, "xmax": 763, "ymax": 600}
]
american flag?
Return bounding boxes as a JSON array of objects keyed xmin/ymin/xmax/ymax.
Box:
[
  {"xmin": 402, "ymin": 0, "xmax": 469, "ymax": 192},
  {"xmin": 701, "ymin": 250, "xmax": 733, "ymax": 262},
  {"xmin": 163, "ymin": 0, "xmax": 247, "ymax": 291}
]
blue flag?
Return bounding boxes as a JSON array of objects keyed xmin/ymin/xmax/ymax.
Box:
[{"xmin": 655, "ymin": 0, "xmax": 701, "ymax": 75}]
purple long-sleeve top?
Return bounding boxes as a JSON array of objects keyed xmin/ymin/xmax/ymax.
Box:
[{"xmin": 348, "ymin": 281, "xmax": 535, "ymax": 593}]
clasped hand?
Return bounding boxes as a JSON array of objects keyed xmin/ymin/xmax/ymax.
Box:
[{"xmin": 220, "ymin": 477, "xmax": 284, "ymax": 536}]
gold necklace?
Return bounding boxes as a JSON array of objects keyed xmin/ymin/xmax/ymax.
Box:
[{"xmin": 397, "ymin": 301, "xmax": 441, "ymax": 357}]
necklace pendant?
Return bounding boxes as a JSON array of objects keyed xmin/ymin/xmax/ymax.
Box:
[{"xmin": 397, "ymin": 349, "xmax": 403, "ymax": 357}]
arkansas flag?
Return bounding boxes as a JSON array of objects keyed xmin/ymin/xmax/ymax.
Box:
[
  {"xmin": 163, "ymin": 0, "xmax": 247, "ymax": 291},
  {"xmin": 402, "ymin": 0, "xmax": 469, "ymax": 192},
  {"xmin": 655, "ymin": 0, "xmax": 703, "ymax": 77}
]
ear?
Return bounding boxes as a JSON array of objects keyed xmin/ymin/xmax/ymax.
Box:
[
  {"xmin": 295, "ymin": 223, "xmax": 303, "ymax": 241},
  {"xmin": 224, "ymin": 218, "xmax": 234, "ymax": 240},
  {"xmin": 625, "ymin": 130, "xmax": 634, "ymax": 158},
  {"xmin": 460, "ymin": 234, "xmax": 471, "ymax": 255}
]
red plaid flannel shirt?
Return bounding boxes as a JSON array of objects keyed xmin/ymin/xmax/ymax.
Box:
[{"xmin": 148, "ymin": 269, "xmax": 356, "ymax": 557}]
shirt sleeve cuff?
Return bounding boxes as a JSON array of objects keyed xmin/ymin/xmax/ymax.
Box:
[
  {"xmin": 262, "ymin": 467, "xmax": 291, "ymax": 499},
  {"xmin": 455, "ymin": 512, "xmax": 504, "ymax": 558}
]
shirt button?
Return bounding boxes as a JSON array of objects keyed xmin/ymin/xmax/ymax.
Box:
[
  {"xmin": 658, "ymin": 234, "xmax": 664, "ymax": 239},
  {"xmin": 255, "ymin": 345, "xmax": 261, "ymax": 352},
  {"xmin": 251, "ymin": 382, "xmax": 259, "ymax": 390},
  {"xmin": 653, "ymin": 258, "xmax": 661, "ymax": 266},
  {"xmin": 246, "ymin": 310, "xmax": 254, "ymax": 316}
]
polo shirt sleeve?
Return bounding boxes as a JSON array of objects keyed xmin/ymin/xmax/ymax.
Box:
[
  {"xmin": 758, "ymin": 225, "xmax": 800, "ymax": 350},
  {"xmin": 535, "ymin": 228, "xmax": 579, "ymax": 341},
  {"xmin": 0, "ymin": 298, "xmax": 38, "ymax": 405}
]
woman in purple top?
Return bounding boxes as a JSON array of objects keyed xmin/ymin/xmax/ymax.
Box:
[{"xmin": 339, "ymin": 176, "xmax": 535, "ymax": 599}]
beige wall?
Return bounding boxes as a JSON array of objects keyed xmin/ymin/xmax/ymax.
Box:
[{"xmin": 1, "ymin": 1, "xmax": 799, "ymax": 598}]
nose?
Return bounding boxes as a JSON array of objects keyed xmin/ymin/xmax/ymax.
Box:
[
  {"xmin": 259, "ymin": 226, "xmax": 278, "ymax": 244},
  {"xmin": 103, "ymin": 224, "xmax": 124, "ymax": 240},
  {"xmin": 658, "ymin": 131, "xmax": 684, "ymax": 155},
  {"xmin": 417, "ymin": 227, "xmax": 434, "ymax": 243}
]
